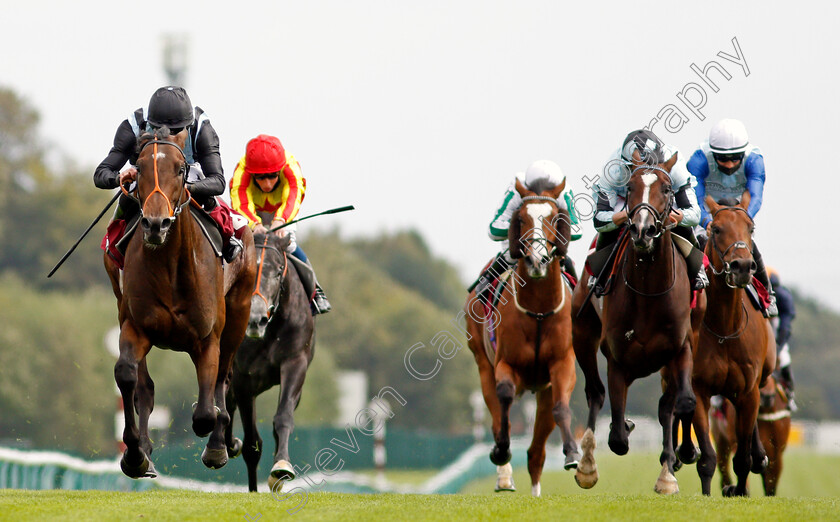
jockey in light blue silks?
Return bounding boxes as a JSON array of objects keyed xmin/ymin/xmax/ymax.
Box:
[
  {"xmin": 587, "ymin": 129, "xmax": 708, "ymax": 296},
  {"xmin": 686, "ymin": 118, "xmax": 777, "ymax": 316},
  {"xmin": 471, "ymin": 160, "xmax": 581, "ymax": 301}
]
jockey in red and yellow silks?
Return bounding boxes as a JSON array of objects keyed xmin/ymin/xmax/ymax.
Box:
[
  {"xmin": 228, "ymin": 134, "xmax": 330, "ymax": 314},
  {"xmin": 229, "ymin": 150, "xmax": 306, "ymax": 229}
]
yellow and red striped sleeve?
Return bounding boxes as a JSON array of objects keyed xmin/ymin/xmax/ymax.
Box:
[
  {"xmin": 274, "ymin": 154, "xmax": 306, "ymax": 223},
  {"xmin": 229, "ymin": 156, "xmax": 262, "ymax": 228}
]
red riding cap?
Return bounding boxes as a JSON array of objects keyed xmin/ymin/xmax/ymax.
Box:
[{"xmin": 244, "ymin": 135, "xmax": 287, "ymax": 174}]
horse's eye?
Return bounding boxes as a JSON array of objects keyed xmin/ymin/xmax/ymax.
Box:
[{"xmin": 711, "ymin": 226, "xmax": 721, "ymax": 235}]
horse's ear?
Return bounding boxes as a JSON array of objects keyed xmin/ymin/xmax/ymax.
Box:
[
  {"xmin": 548, "ymin": 179, "xmax": 566, "ymax": 200},
  {"xmin": 514, "ymin": 177, "xmax": 529, "ymax": 197},
  {"xmin": 631, "ymin": 148, "xmax": 644, "ymax": 167},
  {"xmin": 663, "ymin": 152, "xmax": 678, "ymax": 172},
  {"xmin": 705, "ymin": 195, "xmax": 719, "ymax": 215},
  {"xmin": 739, "ymin": 190, "xmax": 751, "ymax": 210},
  {"xmin": 508, "ymin": 213, "xmax": 523, "ymax": 259}
]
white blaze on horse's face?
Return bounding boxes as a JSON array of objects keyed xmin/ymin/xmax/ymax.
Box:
[
  {"xmin": 524, "ymin": 202, "xmax": 553, "ymax": 278},
  {"xmin": 154, "ymin": 151, "xmax": 166, "ymax": 160},
  {"xmin": 639, "ymin": 173, "xmax": 657, "ymax": 219}
]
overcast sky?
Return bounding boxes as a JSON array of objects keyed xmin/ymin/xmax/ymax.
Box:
[{"xmin": 4, "ymin": 1, "xmax": 838, "ymax": 311}]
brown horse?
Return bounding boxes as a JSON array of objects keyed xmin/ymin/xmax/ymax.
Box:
[
  {"xmin": 679, "ymin": 193, "xmax": 776, "ymax": 496},
  {"xmin": 571, "ymin": 152, "xmax": 696, "ymax": 494},
  {"xmin": 710, "ymin": 375, "xmax": 791, "ymax": 496},
  {"xmin": 103, "ymin": 127, "xmax": 256, "ymax": 478},
  {"xmin": 465, "ymin": 177, "xmax": 580, "ymax": 496},
  {"xmin": 224, "ymin": 232, "xmax": 315, "ymax": 493}
]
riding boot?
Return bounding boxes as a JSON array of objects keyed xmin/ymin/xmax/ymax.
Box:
[
  {"xmin": 753, "ymin": 243, "xmax": 777, "ymax": 317},
  {"xmin": 471, "ymin": 252, "xmax": 511, "ymax": 303},
  {"xmin": 587, "ymin": 230, "xmax": 622, "ymax": 297},
  {"xmin": 563, "ymin": 257, "xmax": 578, "ymax": 281},
  {"xmin": 288, "ymin": 255, "xmax": 331, "ymax": 314},
  {"xmin": 779, "ymin": 365, "xmax": 797, "ymax": 411},
  {"xmin": 223, "ymin": 237, "xmax": 243, "ymax": 263},
  {"xmin": 671, "ymin": 227, "xmax": 708, "ymax": 290}
]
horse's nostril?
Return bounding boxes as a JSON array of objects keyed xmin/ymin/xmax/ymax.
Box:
[
  {"xmin": 259, "ymin": 317, "xmax": 269, "ymax": 327},
  {"xmin": 645, "ymin": 224, "xmax": 657, "ymax": 238},
  {"xmin": 141, "ymin": 217, "xmax": 151, "ymax": 230},
  {"xmin": 751, "ymin": 261, "xmax": 758, "ymax": 272},
  {"xmin": 161, "ymin": 217, "xmax": 172, "ymax": 230}
]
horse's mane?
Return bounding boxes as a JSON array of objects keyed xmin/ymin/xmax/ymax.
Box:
[
  {"xmin": 136, "ymin": 126, "xmax": 173, "ymax": 153},
  {"xmin": 527, "ymin": 178, "xmax": 560, "ymax": 195}
]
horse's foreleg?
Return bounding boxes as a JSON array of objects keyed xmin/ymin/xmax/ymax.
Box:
[
  {"xmin": 606, "ymin": 356, "xmax": 631, "ymax": 456},
  {"xmin": 549, "ymin": 355, "xmax": 580, "ymax": 470},
  {"xmin": 269, "ymin": 352, "xmax": 309, "ymax": 493},
  {"xmin": 134, "ymin": 359, "xmax": 157, "ymax": 477},
  {"xmin": 114, "ymin": 322, "xmax": 152, "ymax": 479},
  {"xmin": 693, "ymin": 390, "xmax": 716, "ymax": 495},
  {"xmin": 725, "ymin": 392, "xmax": 760, "ymax": 497},
  {"xmin": 190, "ymin": 339, "xmax": 220, "ymax": 439},
  {"xmin": 526, "ymin": 389, "xmax": 555, "ymax": 497},
  {"xmin": 712, "ymin": 403, "xmax": 735, "ymax": 491},
  {"xmin": 471, "ymin": 340, "xmax": 503, "ymax": 448},
  {"xmin": 571, "ymin": 303, "xmax": 604, "ymax": 432},
  {"xmin": 235, "ymin": 389, "xmax": 262, "ymax": 493},
  {"xmin": 224, "ymin": 381, "xmax": 243, "ymax": 459},
  {"xmin": 655, "ymin": 374, "xmax": 679, "ymax": 495},
  {"xmin": 491, "ymin": 361, "xmax": 516, "ymax": 468}
]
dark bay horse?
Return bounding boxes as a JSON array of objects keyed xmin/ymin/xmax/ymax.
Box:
[
  {"xmin": 710, "ymin": 374, "xmax": 791, "ymax": 496},
  {"xmin": 679, "ymin": 193, "xmax": 776, "ymax": 496},
  {"xmin": 103, "ymin": 127, "xmax": 256, "ymax": 478},
  {"xmin": 465, "ymin": 177, "xmax": 580, "ymax": 496},
  {"xmin": 571, "ymin": 152, "xmax": 695, "ymax": 494},
  {"xmin": 224, "ymin": 232, "xmax": 315, "ymax": 493}
]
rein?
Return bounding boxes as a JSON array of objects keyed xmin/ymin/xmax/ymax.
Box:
[
  {"xmin": 702, "ymin": 301, "xmax": 749, "ymax": 344},
  {"xmin": 253, "ymin": 236, "xmax": 288, "ymax": 319},
  {"xmin": 124, "ymin": 139, "xmax": 190, "ymax": 219}
]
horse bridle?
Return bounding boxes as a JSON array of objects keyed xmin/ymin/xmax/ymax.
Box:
[
  {"xmin": 626, "ymin": 165, "xmax": 677, "ymax": 239},
  {"xmin": 707, "ymin": 206, "xmax": 754, "ymax": 287},
  {"xmin": 518, "ymin": 195, "xmax": 569, "ymax": 264},
  {"xmin": 253, "ymin": 237, "xmax": 288, "ymax": 319},
  {"xmin": 123, "ymin": 139, "xmax": 190, "ymax": 220}
]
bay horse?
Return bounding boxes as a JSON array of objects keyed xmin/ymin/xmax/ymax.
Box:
[
  {"xmin": 710, "ymin": 375, "xmax": 791, "ymax": 496},
  {"xmin": 224, "ymin": 232, "xmax": 315, "ymax": 493},
  {"xmin": 465, "ymin": 177, "xmax": 580, "ymax": 497},
  {"xmin": 571, "ymin": 151, "xmax": 696, "ymax": 494},
  {"xmin": 678, "ymin": 193, "xmax": 776, "ymax": 496},
  {"xmin": 103, "ymin": 127, "xmax": 256, "ymax": 478}
]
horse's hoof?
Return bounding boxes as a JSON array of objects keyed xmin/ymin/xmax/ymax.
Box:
[
  {"xmin": 201, "ymin": 446, "xmax": 229, "ymax": 469},
  {"xmin": 564, "ymin": 450, "xmax": 581, "ymax": 470},
  {"xmin": 489, "ymin": 445, "xmax": 512, "ymax": 466},
  {"xmin": 722, "ymin": 485, "xmax": 748, "ymax": 497},
  {"xmin": 143, "ymin": 460, "xmax": 158, "ymax": 478},
  {"xmin": 608, "ymin": 431, "xmax": 629, "ymax": 456},
  {"xmin": 268, "ymin": 459, "xmax": 295, "ymax": 493},
  {"xmin": 531, "ymin": 483, "xmax": 541, "ymax": 497},
  {"xmin": 227, "ymin": 438, "xmax": 243, "ymax": 459},
  {"xmin": 120, "ymin": 451, "xmax": 150, "ymax": 479},
  {"xmin": 654, "ymin": 463, "xmax": 679, "ymax": 495},
  {"xmin": 678, "ymin": 444, "xmax": 700, "ymax": 465},
  {"xmin": 751, "ymin": 455, "xmax": 769, "ymax": 474},
  {"xmin": 575, "ymin": 428, "xmax": 599, "ymax": 489},
  {"xmin": 673, "ymin": 459, "xmax": 683, "ymax": 472},
  {"xmin": 494, "ymin": 463, "xmax": 515, "ymax": 492}
]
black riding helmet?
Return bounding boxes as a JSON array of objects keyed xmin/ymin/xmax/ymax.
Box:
[
  {"xmin": 621, "ymin": 129, "xmax": 665, "ymax": 165},
  {"xmin": 147, "ymin": 86, "xmax": 194, "ymax": 129}
]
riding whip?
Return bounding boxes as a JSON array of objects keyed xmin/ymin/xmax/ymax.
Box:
[
  {"xmin": 47, "ymin": 190, "xmax": 121, "ymax": 278},
  {"xmin": 267, "ymin": 205, "xmax": 356, "ymax": 233}
]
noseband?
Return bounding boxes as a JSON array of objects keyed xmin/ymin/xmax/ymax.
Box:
[
  {"xmin": 626, "ymin": 166, "xmax": 676, "ymax": 239},
  {"xmin": 125, "ymin": 139, "xmax": 190, "ymax": 220},
  {"xmin": 253, "ymin": 237, "xmax": 288, "ymax": 319},
  {"xmin": 519, "ymin": 195, "xmax": 569, "ymax": 263},
  {"xmin": 708, "ymin": 206, "xmax": 754, "ymax": 284}
]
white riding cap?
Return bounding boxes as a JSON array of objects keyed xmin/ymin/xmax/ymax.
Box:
[
  {"xmin": 524, "ymin": 160, "xmax": 565, "ymax": 188},
  {"xmin": 709, "ymin": 119, "xmax": 749, "ymax": 154}
]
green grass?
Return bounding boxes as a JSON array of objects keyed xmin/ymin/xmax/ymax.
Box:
[
  {"xmin": 1, "ymin": 450, "xmax": 839, "ymax": 521},
  {"xmin": 462, "ymin": 448, "xmax": 840, "ymax": 498}
]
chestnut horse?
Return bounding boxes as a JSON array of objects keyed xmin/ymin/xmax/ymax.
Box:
[
  {"xmin": 465, "ymin": 177, "xmax": 580, "ymax": 496},
  {"xmin": 710, "ymin": 375, "xmax": 791, "ymax": 496},
  {"xmin": 103, "ymin": 127, "xmax": 256, "ymax": 478},
  {"xmin": 678, "ymin": 193, "xmax": 776, "ymax": 496},
  {"xmin": 571, "ymin": 152, "xmax": 696, "ymax": 494},
  {"xmin": 224, "ymin": 232, "xmax": 315, "ymax": 492}
]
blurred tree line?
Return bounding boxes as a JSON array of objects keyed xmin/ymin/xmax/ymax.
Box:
[{"xmin": 1, "ymin": 85, "xmax": 839, "ymax": 460}]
